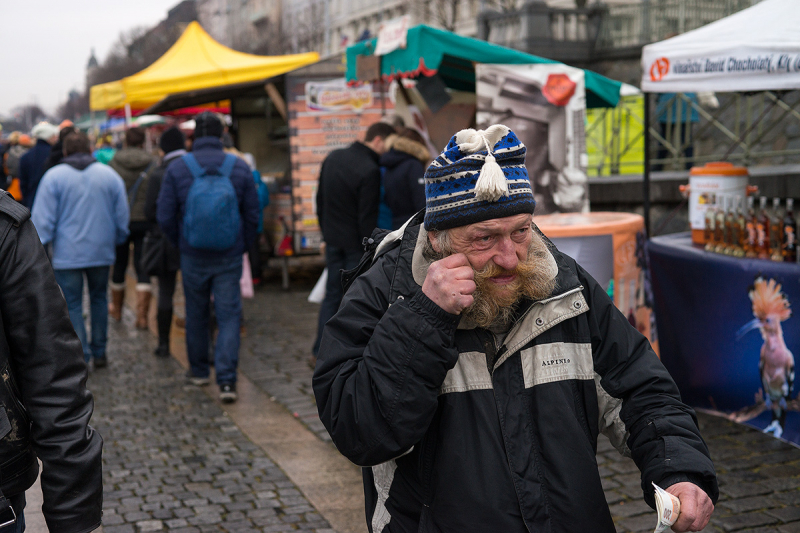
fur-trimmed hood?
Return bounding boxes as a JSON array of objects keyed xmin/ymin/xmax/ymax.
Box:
[{"xmin": 383, "ymin": 135, "xmax": 430, "ymax": 164}]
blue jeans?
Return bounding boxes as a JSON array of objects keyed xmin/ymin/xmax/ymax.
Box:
[
  {"xmin": 54, "ymin": 267, "xmax": 110, "ymax": 363},
  {"xmin": 181, "ymin": 254, "xmax": 242, "ymax": 385},
  {"xmin": 312, "ymin": 246, "xmax": 363, "ymax": 356},
  {"xmin": 0, "ymin": 494, "xmax": 25, "ymax": 533}
]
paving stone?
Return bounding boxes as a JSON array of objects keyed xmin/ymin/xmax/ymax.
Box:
[
  {"xmin": 714, "ymin": 512, "xmax": 780, "ymax": 531},
  {"xmin": 88, "ymin": 305, "xmax": 332, "ymax": 532},
  {"xmin": 768, "ymin": 507, "xmax": 800, "ymax": 524}
]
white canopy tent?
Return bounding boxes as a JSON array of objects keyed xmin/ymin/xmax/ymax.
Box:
[
  {"xmin": 638, "ymin": 0, "xmax": 800, "ymax": 233},
  {"xmin": 641, "ymin": 0, "xmax": 800, "ymax": 93}
]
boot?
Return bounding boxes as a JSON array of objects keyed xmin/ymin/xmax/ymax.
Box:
[
  {"xmin": 108, "ymin": 285, "xmax": 125, "ymax": 322},
  {"xmin": 135, "ymin": 289, "xmax": 152, "ymax": 330},
  {"xmin": 154, "ymin": 308, "xmax": 172, "ymax": 358}
]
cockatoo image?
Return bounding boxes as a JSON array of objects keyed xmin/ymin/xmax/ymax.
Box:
[{"xmin": 737, "ymin": 277, "xmax": 794, "ymax": 438}]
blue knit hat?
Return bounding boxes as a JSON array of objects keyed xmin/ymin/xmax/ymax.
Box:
[{"xmin": 423, "ymin": 124, "xmax": 534, "ymax": 231}]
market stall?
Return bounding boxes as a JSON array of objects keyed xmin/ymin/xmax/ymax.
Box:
[
  {"xmin": 640, "ymin": 0, "xmax": 800, "ymax": 442},
  {"xmin": 90, "ymin": 21, "xmax": 318, "ymax": 113},
  {"xmin": 346, "ymin": 24, "xmax": 629, "ymax": 216}
]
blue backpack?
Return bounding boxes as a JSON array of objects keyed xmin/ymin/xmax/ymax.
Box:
[{"xmin": 182, "ymin": 153, "xmax": 241, "ymax": 251}]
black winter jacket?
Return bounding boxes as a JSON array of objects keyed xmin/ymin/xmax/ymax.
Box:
[
  {"xmin": 143, "ymin": 150, "xmax": 184, "ymax": 274},
  {"xmin": 0, "ymin": 191, "xmax": 103, "ymax": 532},
  {"xmin": 379, "ymin": 137, "xmax": 428, "ymax": 231},
  {"xmin": 316, "ymin": 142, "xmax": 381, "ymax": 251},
  {"xmin": 313, "ymin": 216, "xmax": 718, "ymax": 533}
]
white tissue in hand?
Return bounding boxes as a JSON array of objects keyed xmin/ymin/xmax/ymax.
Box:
[{"xmin": 653, "ymin": 482, "xmax": 681, "ymax": 533}]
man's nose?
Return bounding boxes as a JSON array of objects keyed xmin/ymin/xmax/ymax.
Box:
[{"xmin": 493, "ymin": 237, "xmax": 519, "ymax": 271}]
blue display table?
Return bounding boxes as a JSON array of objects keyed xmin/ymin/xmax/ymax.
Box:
[{"xmin": 647, "ymin": 233, "xmax": 799, "ymax": 416}]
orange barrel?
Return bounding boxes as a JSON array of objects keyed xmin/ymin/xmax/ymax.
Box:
[
  {"xmin": 533, "ymin": 212, "xmax": 657, "ymax": 354},
  {"xmin": 688, "ymin": 162, "xmax": 748, "ymax": 245}
]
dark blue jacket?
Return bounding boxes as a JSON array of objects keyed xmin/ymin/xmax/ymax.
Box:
[
  {"xmin": 156, "ymin": 137, "xmax": 259, "ymax": 259},
  {"xmin": 18, "ymin": 139, "xmax": 52, "ymax": 208}
]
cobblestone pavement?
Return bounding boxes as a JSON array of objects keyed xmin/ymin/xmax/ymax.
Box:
[
  {"xmin": 89, "ymin": 314, "xmax": 334, "ymax": 533},
  {"xmin": 238, "ymin": 282, "xmax": 800, "ymax": 533}
]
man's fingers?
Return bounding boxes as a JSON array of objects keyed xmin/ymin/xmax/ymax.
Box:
[
  {"xmin": 672, "ymin": 495, "xmax": 696, "ymax": 532},
  {"xmin": 439, "ymin": 253, "xmax": 471, "ymax": 269}
]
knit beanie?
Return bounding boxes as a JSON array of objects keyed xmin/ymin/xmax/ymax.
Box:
[
  {"xmin": 423, "ymin": 124, "xmax": 534, "ymax": 231},
  {"xmin": 31, "ymin": 122, "xmax": 59, "ymax": 142},
  {"xmin": 159, "ymin": 127, "xmax": 185, "ymax": 154},
  {"xmin": 194, "ymin": 112, "xmax": 223, "ymax": 139}
]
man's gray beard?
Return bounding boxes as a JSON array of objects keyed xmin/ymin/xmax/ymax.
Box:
[{"xmin": 422, "ymin": 228, "xmax": 557, "ymax": 330}]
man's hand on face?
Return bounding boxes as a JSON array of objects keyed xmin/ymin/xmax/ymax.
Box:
[
  {"xmin": 667, "ymin": 482, "xmax": 714, "ymax": 532},
  {"xmin": 422, "ymin": 253, "xmax": 476, "ymax": 315}
]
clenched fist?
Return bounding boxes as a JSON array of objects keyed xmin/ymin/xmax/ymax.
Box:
[
  {"xmin": 667, "ymin": 482, "xmax": 714, "ymax": 532},
  {"xmin": 422, "ymin": 253, "xmax": 476, "ymax": 315}
]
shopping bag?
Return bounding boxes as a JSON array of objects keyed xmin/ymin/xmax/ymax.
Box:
[
  {"xmin": 240, "ymin": 253, "xmax": 255, "ymax": 299},
  {"xmin": 308, "ymin": 268, "xmax": 327, "ymax": 304},
  {"xmin": 141, "ymin": 230, "xmax": 167, "ymax": 276}
]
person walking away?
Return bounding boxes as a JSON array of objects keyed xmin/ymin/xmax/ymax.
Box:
[
  {"xmin": 30, "ymin": 132, "xmax": 129, "ymax": 369},
  {"xmin": 222, "ymin": 133, "xmax": 269, "ymax": 285},
  {"xmin": 144, "ymin": 127, "xmax": 185, "ymax": 358},
  {"xmin": 312, "ymin": 121, "xmax": 396, "ymax": 361},
  {"xmin": 314, "ymin": 124, "xmax": 717, "ymax": 533},
  {"xmin": 157, "ymin": 112, "xmax": 259, "ymax": 403},
  {"xmin": 379, "ymin": 127, "xmax": 430, "ymax": 230},
  {"xmin": 18, "ymin": 122, "xmax": 58, "ymax": 208},
  {"xmin": 0, "ymin": 188, "xmax": 104, "ymax": 532},
  {"xmin": 41, "ymin": 124, "xmax": 76, "ymax": 175},
  {"xmin": 3, "ymin": 133, "xmax": 27, "ymax": 193},
  {"xmin": 109, "ymin": 127, "xmax": 156, "ymax": 328}
]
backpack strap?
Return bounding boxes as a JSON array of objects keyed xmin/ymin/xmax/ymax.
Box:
[
  {"xmin": 218, "ymin": 154, "xmax": 237, "ymax": 178},
  {"xmin": 182, "ymin": 153, "xmax": 205, "ymax": 179}
]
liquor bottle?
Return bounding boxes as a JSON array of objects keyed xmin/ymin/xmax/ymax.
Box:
[
  {"xmin": 770, "ymin": 197, "xmax": 784, "ymax": 262},
  {"xmin": 756, "ymin": 196, "xmax": 770, "ymax": 259},
  {"xmin": 733, "ymin": 196, "xmax": 746, "ymax": 257},
  {"xmin": 703, "ymin": 193, "xmax": 716, "ymax": 250},
  {"xmin": 744, "ymin": 195, "xmax": 757, "ymax": 257},
  {"xmin": 714, "ymin": 194, "xmax": 727, "ymax": 254},
  {"xmin": 724, "ymin": 195, "xmax": 736, "ymax": 255},
  {"xmin": 784, "ymin": 198, "xmax": 797, "ymax": 263}
]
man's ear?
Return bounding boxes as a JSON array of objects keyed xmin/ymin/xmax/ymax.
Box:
[{"xmin": 428, "ymin": 232, "xmax": 441, "ymax": 253}]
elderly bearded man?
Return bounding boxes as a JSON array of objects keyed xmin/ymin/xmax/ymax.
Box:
[{"xmin": 313, "ymin": 125, "xmax": 717, "ymax": 533}]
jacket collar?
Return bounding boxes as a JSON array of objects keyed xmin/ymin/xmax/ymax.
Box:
[
  {"xmin": 193, "ymin": 137, "xmax": 223, "ymax": 152},
  {"xmin": 62, "ymin": 152, "xmax": 96, "ymax": 171},
  {"xmin": 351, "ymin": 141, "xmax": 380, "ymax": 163},
  {"xmin": 163, "ymin": 149, "xmax": 187, "ymax": 164}
]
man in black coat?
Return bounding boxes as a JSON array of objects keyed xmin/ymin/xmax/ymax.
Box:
[
  {"xmin": 0, "ymin": 190, "xmax": 103, "ymax": 532},
  {"xmin": 313, "ymin": 125, "xmax": 716, "ymax": 533},
  {"xmin": 312, "ymin": 121, "xmax": 396, "ymax": 359}
]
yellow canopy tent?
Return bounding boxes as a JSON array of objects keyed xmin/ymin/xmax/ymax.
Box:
[{"xmin": 90, "ymin": 21, "xmax": 319, "ymax": 111}]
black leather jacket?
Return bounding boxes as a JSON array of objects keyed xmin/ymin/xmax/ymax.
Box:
[{"xmin": 0, "ymin": 191, "xmax": 103, "ymax": 532}]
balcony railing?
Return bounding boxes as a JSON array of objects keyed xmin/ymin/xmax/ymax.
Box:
[
  {"xmin": 597, "ymin": 0, "xmax": 759, "ymax": 50},
  {"xmin": 478, "ymin": 0, "xmax": 761, "ymax": 60}
]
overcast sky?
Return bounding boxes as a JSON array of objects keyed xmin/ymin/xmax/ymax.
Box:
[{"xmin": 0, "ymin": 1, "xmax": 177, "ymax": 118}]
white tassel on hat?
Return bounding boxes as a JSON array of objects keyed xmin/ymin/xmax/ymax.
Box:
[{"xmin": 473, "ymin": 132, "xmax": 507, "ymax": 202}]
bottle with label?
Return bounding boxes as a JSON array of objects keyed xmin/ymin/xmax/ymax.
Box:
[
  {"xmin": 714, "ymin": 194, "xmax": 728, "ymax": 254},
  {"xmin": 784, "ymin": 198, "xmax": 797, "ymax": 263},
  {"xmin": 703, "ymin": 193, "xmax": 716, "ymax": 250},
  {"xmin": 724, "ymin": 195, "xmax": 737, "ymax": 255},
  {"xmin": 732, "ymin": 196, "xmax": 746, "ymax": 257},
  {"xmin": 744, "ymin": 195, "xmax": 757, "ymax": 257},
  {"xmin": 756, "ymin": 196, "xmax": 770, "ymax": 259},
  {"xmin": 770, "ymin": 197, "xmax": 784, "ymax": 261}
]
